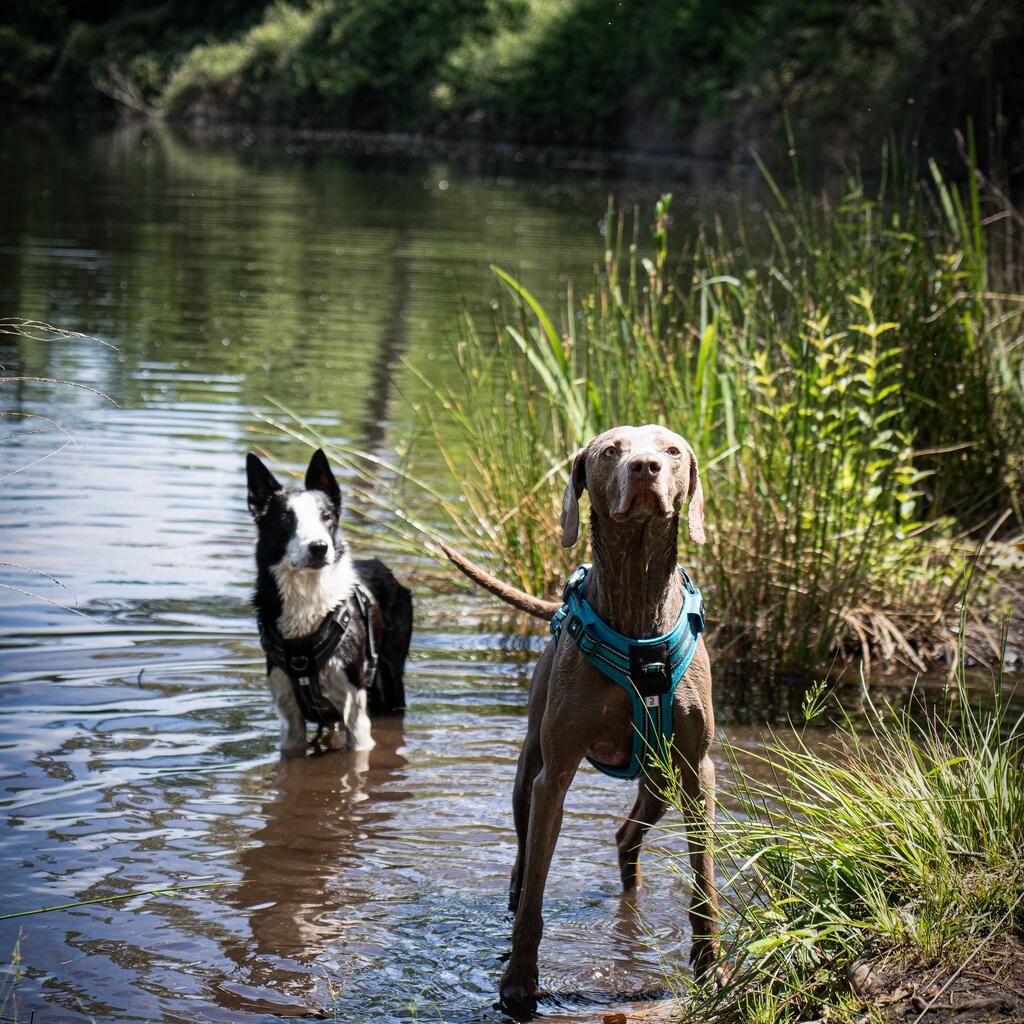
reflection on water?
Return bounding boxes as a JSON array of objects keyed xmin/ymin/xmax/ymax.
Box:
[{"xmin": 217, "ymin": 725, "xmax": 411, "ymax": 1017}]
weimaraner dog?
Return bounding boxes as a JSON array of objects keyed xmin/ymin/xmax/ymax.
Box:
[{"xmin": 442, "ymin": 424, "xmax": 719, "ymax": 1012}]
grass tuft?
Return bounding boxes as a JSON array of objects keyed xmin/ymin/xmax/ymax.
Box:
[{"xmin": 652, "ymin": 657, "xmax": 1023, "ymax": 1023}]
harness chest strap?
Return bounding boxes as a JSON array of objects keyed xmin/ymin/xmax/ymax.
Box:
[
  {"xmin": 259, "ymin": 583, "xmax": 378, "ymax": 727},
  {"xmin": 551, "ymin": 564, "xmax": 705, "ymax": 781}
]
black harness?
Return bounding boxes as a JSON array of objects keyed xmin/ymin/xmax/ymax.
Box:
[{"xmin": 258, "ymin": 584, "xmax": 378, "ymax": 727}]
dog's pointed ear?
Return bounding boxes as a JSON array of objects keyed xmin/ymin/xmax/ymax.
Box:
[
  {"xmin": 685, "ymin": 443, "xmax": 706, "ymax": 544},
  {"xmin": 559, "ymin": 445, "xmax": 589, "ymax": 548},
  {"xmin": 305, "ymin": 448, "xmax": 341, "ymax": 508},
  {"xmin": 247, "ymin": 454, "xmax": 282, "ymax": 519}
]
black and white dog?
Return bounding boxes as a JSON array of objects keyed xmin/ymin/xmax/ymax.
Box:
[{"xmin": 246, "ymin": 448, "xmax": 412, "ymax": 756}]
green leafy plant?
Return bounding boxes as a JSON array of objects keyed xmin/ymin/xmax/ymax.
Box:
[{"xmin": 269, "ymin": 149, "xmax": 1019, "ymax": 677}]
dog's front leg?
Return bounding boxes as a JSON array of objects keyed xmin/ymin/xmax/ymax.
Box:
[
  {"xmin": 277, "ymin": 710, "xmax": 307, "ymax": 757},
  {"xmin": 509, "ymin": 726, "xmax": 543, "ymax": 912},
  {"xmin": 269, "ymin": 669, "xmax": 307, "ymax": 757},
  {"xmin": 343, "ymin": 686, "xmax": 374, "ymax": 751},
  {"xmin": 500, "ymin": 742, "xmax": 581, "ymax": 1013},
  {"xmin": 509, "ymin": 647, "xmax": 552, "ymax": 912}
]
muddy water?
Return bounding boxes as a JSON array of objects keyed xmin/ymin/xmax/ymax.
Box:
[{"xmin": 1, "ymin": 119, "xmax": 799, "ymax": 1023}]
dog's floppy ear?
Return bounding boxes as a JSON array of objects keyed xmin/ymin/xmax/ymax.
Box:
[
  {"xmin": 305, "ymin": 448, "xmax": 341, "ymax": 508},
  {"xmin": 559, "ymin": 445, "xmax": 589, "ymax": 548},
  {"xmin": 684, "ymin": 443, "xmax": 706, "ymax": 544},
  {"xmin": 247, "ymin": 454, "xmax": 282, "ymax": 519}
]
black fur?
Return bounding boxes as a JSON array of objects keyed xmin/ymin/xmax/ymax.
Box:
[
  {"xmin": 246, "ymin": 450, "xmax": 412, "ymax": 719},
  {"xmin": 353, "ymin": 557, "xmax": 413, "ymax": 714}
]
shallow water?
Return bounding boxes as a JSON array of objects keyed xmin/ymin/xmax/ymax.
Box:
[{"xmin": 0, "ymin": 119, "xmax": 981, "ymax": 1024}]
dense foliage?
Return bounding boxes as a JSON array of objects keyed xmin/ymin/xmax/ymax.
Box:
[
  {"xmin": 306, "ymin": 150, "xmax": 1022, "ymax": 678},
  {"xmin": 4, "ymin": 1, "xmax": 1024, "ymax": 159}
]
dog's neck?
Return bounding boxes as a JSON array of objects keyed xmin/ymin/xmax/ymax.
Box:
[
  {"xmin": 268, "ymin": 553, "xmax": 355, "ymax": 639},
  {"xmin": 586, "ymin": 513, "xmax": 683, "ymax": 637}
]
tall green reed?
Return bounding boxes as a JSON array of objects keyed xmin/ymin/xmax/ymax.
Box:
[
  {"xmin": 273, "ymin": 149, "xmax": 1019, "ymax": 676},
  {"xmin": 403, "ymin": 174, "xmax": 989, "ymax": 674}
]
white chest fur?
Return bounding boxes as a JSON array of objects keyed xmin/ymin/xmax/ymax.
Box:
[{"xmin": 271, "ymin": 552, "xmax": 355, "ymax": 638}]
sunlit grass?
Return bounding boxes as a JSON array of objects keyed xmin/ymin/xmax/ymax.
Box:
[
  {"xmin": 265, "ymin": 142, "xmax": 1022, "ymax": 677},
  {"xmin": 274, "ymin": 146, "xmax": 1024, "ymax": 679},
  {"xmin": 653, "ymin": 650, "xmax": 1023, "ymax": 1023}
]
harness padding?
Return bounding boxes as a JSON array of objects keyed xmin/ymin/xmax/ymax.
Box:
[
  {"xmin": 259, "ymin": 583, "xmax": 379, "ymax": 727},
  {"xmin": 551, "ymin": 564, "xmax": 705, "ymax": 780}
]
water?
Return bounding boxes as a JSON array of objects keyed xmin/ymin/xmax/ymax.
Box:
[{"xmin": 0, "ymin": 118, "xmax": 932, "ymax": 1023}]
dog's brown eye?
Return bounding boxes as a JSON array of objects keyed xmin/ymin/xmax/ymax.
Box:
[
  {"xmin": 666, "ymin": 446, "xmax": 681, "ymax": 456},
  {"xmin": 320, "ymin": 511, "xmax": 333, "ymax": 523},
  {"xmin": 602, "ymin": 445, "xmax": 617, "ymax": 457}
]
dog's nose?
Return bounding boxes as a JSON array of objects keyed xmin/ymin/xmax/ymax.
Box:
[
  {"xmin": 308, "ymin": 541, "xmax": 328, "ymax": 560},
  {"xmin": 629, "ymin": 456, "xmax": 662, "ymax": 477}
]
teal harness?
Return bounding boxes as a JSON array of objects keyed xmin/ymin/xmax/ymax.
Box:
[{"xmin": 550, "ymin": 564, "xmax": 705, "ymax": 780}]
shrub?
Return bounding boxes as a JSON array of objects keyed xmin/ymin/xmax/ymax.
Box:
[
  {"xmin": 267, "ymin": 149, "xmax": 1020, "ymax": 677},
  {"xmin": 161, "ymin": 0, "xmax": 507, "ymax": 128}
]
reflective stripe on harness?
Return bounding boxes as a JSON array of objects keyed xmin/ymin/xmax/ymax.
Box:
[{"xmin": 550, "ymin": 564, "xmax": 705, "ymax": 781}]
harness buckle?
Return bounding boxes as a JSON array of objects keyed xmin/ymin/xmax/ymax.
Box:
[
  {"xmin": 562, "ymin": 564, "xmax": 589, "ymax": 602},
  {"xmin": 628, "ymin": 641, "xmax": 672, "ymax": 696},
  {"xmin": 685, "ymin": 590, "xmax": 706, "ymax": 634},
  {"xmin": 550, "ymin": 605, "xmax": 568, "ymax": 638}
]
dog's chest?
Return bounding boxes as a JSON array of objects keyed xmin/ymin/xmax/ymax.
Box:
[
  {"xmin": 271, "ymin": 556, "xmax": 355, "ymax": 638},
  {"xmin": 268, "ymin": 651, "xmax": 354, "ymax": 697},
  {"xmin": 268, "ymin": 649, "xmax": 353, "ymax": 690}
]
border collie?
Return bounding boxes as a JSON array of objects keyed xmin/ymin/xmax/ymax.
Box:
[{"xmin": 246, "ymin": 448, "xmax": 412, "ymax": 756}]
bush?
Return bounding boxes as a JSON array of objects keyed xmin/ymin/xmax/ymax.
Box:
[
  {"xmin": 161, "ymin": 0, "xmax": 507, "ymax": 128},
  {"xmin": 0, "ymin": 27, "xmax": 56, "ymax": 104},
  {"xmin": 437, "ymin": 0, "xmax": 1024, "ymax": 156},
  {"xmin": 11, "ymin": 1, "xmax": 1024, "ymax": 162}
]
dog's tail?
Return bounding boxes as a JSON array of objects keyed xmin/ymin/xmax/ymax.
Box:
[{"xmin": 438, "ymin": 541, "xmax": 561, "ymax": 621}]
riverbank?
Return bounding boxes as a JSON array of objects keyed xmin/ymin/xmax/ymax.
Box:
[
  {"xmin": 4, "ymin": 1, "xmax": 1023, "ymax": 169},
  {"xmin": 3, "ymin": 107, "xmax": 760, "ymax": 180},
  {"xmin": 661, "ymin": 663, "xmax": 1024, "ymax": 1024}
]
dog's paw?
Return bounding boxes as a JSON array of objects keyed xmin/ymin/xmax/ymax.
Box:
[
  {"xmin": 712, "ymin": 958, "xmax": 733, "ymax": 988},
  {"xmin": 499, "ymin": 966, "xmax": 539, "ymax": 1019},
  {"xmin": 689, "ymin": 937, "xmax": 721, "ymax": 978}
]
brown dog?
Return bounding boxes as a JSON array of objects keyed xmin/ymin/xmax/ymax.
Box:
[{"xmin": 442, "ymin": 424, "xmax": 719, "ymax": 1012}]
